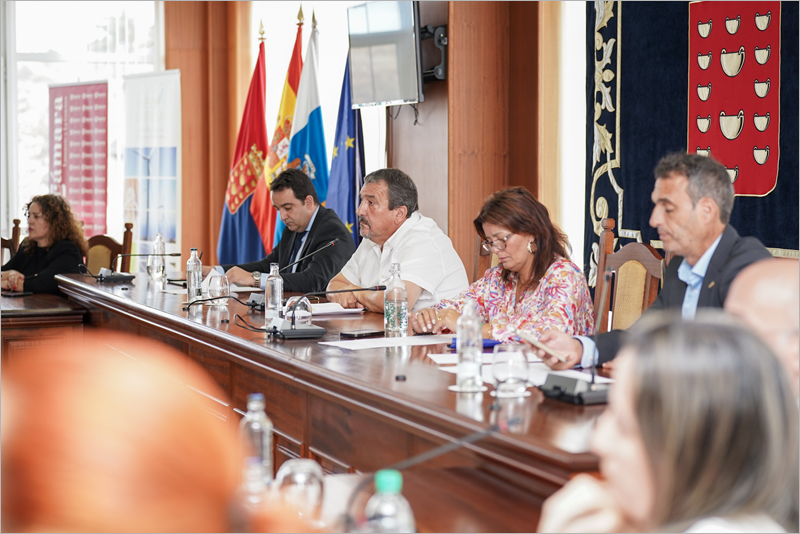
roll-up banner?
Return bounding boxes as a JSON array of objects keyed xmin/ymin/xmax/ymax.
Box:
[
  {"xmin": 123, "ymin": 70, "xmax": 182, "ymax": 275},
  {"xmin": 49, "ymin": 81, "xmax": 109, "ymax": 237}
]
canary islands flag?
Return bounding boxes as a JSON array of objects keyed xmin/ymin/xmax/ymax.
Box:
[
  {"xmin": 327, "ymin": 57, "xmax": 365, "ymax": 247},
  {"xmin": 274, "ymin": 21, "xmax": 328, "ymax": 244},
  {"xmin": 216, "ymin": 41, "xmax": 269, "ymax": 265}
]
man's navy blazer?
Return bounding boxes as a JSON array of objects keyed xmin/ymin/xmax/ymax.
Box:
[
  {"xmin": 596, "ymin": 225, "xmax": 772, "ymax": 364},
  {"xmin": 223, "ymin": 205, "xmax": 356, "ymax": 293}
]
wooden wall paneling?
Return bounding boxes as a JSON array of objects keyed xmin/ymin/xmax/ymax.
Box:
[
  {"xmin": 508, "ymin": 2, "xmax": 540, "ymax": 197},
  {"xmin": 165, "ymin": 2, "xmax": 250, "ymax": 267},
  {"xmin": 535, "ymin": 2, "xmax": 562, "ymax": 223},
  {"xmin": 386, "ymin": 2, "xmax": 449, "ymax": 235},
  {"xmin": 447, "ymin": 2, "xmax": 510, "ymax": 282}
]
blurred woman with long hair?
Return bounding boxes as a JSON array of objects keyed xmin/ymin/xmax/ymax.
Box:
[
  {"xmin": 410, "ymin": 186, "xmax": 593, "ymax": 340},
  {"xmin": 538, "ymin": 312, "xmax": 799, "ymax": 533},
  {"xmin": 2, "ymin": 195, "xmax": 87, "ymax": 294}
]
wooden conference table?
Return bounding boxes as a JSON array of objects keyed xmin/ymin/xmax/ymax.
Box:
[
  {"xmin": 56, "ymin": 273, "xmax": 604, "ymax": 532},
  {"xmin": 1, "ymin": 292, "xmax": 86, "ymax": 369}
]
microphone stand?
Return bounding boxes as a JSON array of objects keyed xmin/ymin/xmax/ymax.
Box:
[
  {"xmin": 340, "ymin": 417, "xmax": 521, "ymax": 532},
  {"xmin": 113, "ymin": 253, "xmax": 182, "ymax": 272},
  {"xmin": 266, "ymin": 286, "xmax": 386, "ymax": 339},
  {"xmin": 279, "ymin": 238, "xmax": 340, "ymax": 273}
]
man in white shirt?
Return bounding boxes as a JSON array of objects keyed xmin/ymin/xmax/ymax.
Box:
[
  {"xmin": 327, "ymin": 168, "xmax": 468, "ymax": 312},
  {"xmin": 725, "ymin": 258, "xmax": 800, "ymax": 397}
]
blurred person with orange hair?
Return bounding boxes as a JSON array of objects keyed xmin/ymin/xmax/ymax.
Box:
[{"xmin": 1, "ymin": 331, "xmax": 310, "ymax": 533}]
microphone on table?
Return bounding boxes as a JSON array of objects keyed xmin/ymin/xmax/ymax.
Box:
[
  {"xmin": 538, "ymin": 268, "xmax": 611, "ymax": 405},
  {"xmin": 246, "ymin": 239, "xmax": 342, "ymax": 309},
  {"xmin": 340, "ymin": 416, "xmax": 522, "ymax": 531},
  {"xmin": 96, "ymin": 253, "xmax": 182, "ymax": 284},
  {"xmin": 265, "ymin": 286, "xmax": 386, "ymax": 339}
]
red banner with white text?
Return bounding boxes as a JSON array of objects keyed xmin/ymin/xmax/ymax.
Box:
[{"xmin": 49, "ymin": 81, "xmax": 108, "ymax": 237}]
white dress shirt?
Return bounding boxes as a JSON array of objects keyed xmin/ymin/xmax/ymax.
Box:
[{"xmin": 339, "ymin": 212, "xmax": 468, "ymax": 312}]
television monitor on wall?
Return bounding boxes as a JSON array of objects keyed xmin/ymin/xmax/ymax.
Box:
[{"xmin": 347, "ymin": 1, "xmax": 424, "ymax": 108}]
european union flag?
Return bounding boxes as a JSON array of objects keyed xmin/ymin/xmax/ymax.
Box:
[{"xmin": 327, "ymin": 57, "xmax": 365, "ymax": 247}]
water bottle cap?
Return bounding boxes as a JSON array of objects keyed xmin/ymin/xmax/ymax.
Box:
[
  {"xmin": 247, "ymin": 393, "xmax": 265, "ymax": 410},
  {"xmin": 374, "ymin": 469, "xmax": 402, "ymax": 494},
  {"xmin": 191, "ymin": 248, "xmax": 197, "ymax": 251}
]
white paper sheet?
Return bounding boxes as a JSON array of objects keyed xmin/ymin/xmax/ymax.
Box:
[
  {"xmin": 427, "ymin": 352, "xmax": 543, "ymax": 366},
  {"xmin": 438, "ymin": 362, "xmax": 614, "ymax": 387},
  {"xmin": 309, "ymin": 302, "xmax": 366, "ymax": 316},
  {"xmin": 319, "ymin": 335, "xmax": 452, "ymax": 350}
]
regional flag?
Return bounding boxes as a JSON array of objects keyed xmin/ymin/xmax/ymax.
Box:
[
  {"xmin": 327, "ymin": 57, "xmax": 365, "ymax": 247},
  {"xmin": 274, "ymin": 19, "xmax": 329, "ymax": 245},
  {"xmin": 256, "ymin": 14, "xmax": 304, "ymax": 255},
  {"xmin": 217, "ymin": 41, "xmax": 269, "ymax": 265}
]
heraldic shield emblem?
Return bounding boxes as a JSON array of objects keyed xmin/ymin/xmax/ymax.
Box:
[{"xmin": 688, "ymin": 1, "xmax": 781, "ymax": 196}]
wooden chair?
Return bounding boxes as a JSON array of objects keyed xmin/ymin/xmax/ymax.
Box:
[
  {"xmin": 86, "ymin": 223, "xmax": 134, "ymax": 273},
  {"xmin": 594, "ymin": 218, "xmax": 664, "ymax": 333},
  {"xmin": 1, "ymin": 219, "xmax": 21, "ymax": 264}
]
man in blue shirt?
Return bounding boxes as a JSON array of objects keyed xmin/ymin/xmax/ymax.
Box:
[{"xmin": 537, "ymin": 152, "xmax": 771, "ymax": 369}]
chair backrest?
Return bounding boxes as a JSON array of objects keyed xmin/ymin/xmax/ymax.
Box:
[
  {"xmin": 86, "ymin": 223, "xmax": 133, "ymax": 273},
  {"xmin": 1, "ymin": 219, "xmax": 22, "ymax": 264},
  {"xmin": 594, "ymin": 218, "xmax": 664, "ymax": 334}
]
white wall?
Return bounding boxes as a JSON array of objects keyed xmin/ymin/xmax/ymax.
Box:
[
  {"xmin": 250, "ymin": 1, "xmax": 386, "ymax": 176},
  {"xmin": 558, "ymin": 2, "xmax": 587, "ymax": 267}
]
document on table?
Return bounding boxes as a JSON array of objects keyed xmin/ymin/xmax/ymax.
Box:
[
  {"xmin": 319, "ymin": 335, "xmax": 452, "ymax": 350},
  {"xmin": 438, "ymin": 362, "xmax": 614, "ymax": 386},
  {"xmin": 426, "ymin": 352, "xmax": 543, "ymax": 366}
]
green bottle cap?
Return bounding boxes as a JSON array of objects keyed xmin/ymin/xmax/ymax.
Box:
[{"xmin": 374, "ymin": 469, "xmax": 403, "ymax": 494}]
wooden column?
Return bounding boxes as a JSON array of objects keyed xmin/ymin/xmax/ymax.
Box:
[
  {"xmin": 164, "ymin": 2, "xmax": 251, "ymax": 266},
  {"xmin": 448, "ymin": 2, "xmax": 510, "ymax": 281}
]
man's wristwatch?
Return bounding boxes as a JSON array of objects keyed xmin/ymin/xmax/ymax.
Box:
[{"xmin": 252, "ymin": 271, "xmax": 261, "ymax": 288}]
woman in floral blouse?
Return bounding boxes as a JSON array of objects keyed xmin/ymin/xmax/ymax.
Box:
[{"xmin": 409, "ymin": 187, "xmax": 594, "ymax": 341}]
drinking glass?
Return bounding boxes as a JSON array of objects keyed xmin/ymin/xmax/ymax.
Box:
[
  {"xmin": 285, "ymin": 296, "xmax": 313, "ymax": 324},
  {"xmin": 273, "ymin": 459, "xmax": 324, "ymax": 525},
  {"xmin": 491, "ymin": 344, "xmax": 531, "ymax": 398},
  {"xmin": 208, "ymin": 275, "xmax": 230, "ymax": 305},
  {"xmin": 146, "ymin": 254, "xmax": 166, "ymax": 281}
]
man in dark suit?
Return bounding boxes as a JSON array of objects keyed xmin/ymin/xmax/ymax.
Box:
[
  {"xmin": 536, "ymin": 153, "xmax": 771, "ymax": 368},
  {"xmin": 206, "ymin": 168, "xmax": 356, "ymax": 293}
]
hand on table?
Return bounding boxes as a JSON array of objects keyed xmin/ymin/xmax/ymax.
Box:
[
  {"xmin": 527, "ymin": 330, "xmax": 583, "ymax": 370},
  {"xmin": 537, "ymin": 474, "xmax": 628, "ymax": 533},
  {"xmin": 409, "ymin": 308, "xmax": 460, "ymax": 334},
  {"xmin": 2, "ymin": 270, "xmax": 25, "ymax": 291},
  {"xmin": 327, "ymin": 285, "xmax": 365, "ymax": 309},
  {"xmin": 225, "ymin": 266, "xmax": 257, "ymax": 288}
]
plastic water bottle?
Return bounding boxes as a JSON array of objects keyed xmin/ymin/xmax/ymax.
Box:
[
  {"xmin": 186, "ymin": 248, "xmax": 202, "ymax": 302},
  {"xmin": 364, "ymin": 469, "xmax": 416, "ymax": 533},
  {"xmin": 456, "ymin": 299, "xmax": 483, "ymax": 391},
  {"xmin": 384, "ymin": 263, "xmax": 408, "ymax": 337},
  {"xmin": 239, "ymin": 393, "xmax": 273, "ymax": 484},
  {"xmin": 265, "ymin": 263, "xmax": 283, "ymax": 318},
  {"xmin": 240, "ymin": 456, "xmax": 268, "ymax": 509},
  {"xmin": 147, "ymin": 233, "xmax": 166, "ymax": 281}
]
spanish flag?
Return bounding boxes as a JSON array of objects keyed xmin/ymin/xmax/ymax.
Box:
[
  {"xmin": 216, "ymin": 39, "xmax": 270, "ymax": 265},
  {"xmin": 254, "ymin": 12, "xmax": 305, "ymax": 254}
]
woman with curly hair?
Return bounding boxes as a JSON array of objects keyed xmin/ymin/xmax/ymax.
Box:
[
  {"xmin": 2, "ymin": 195, "xmax": 87, "ymax": 295},
  {"xmin": 409, "ymin": 187, "xmax": 594, "ymax": 341}
]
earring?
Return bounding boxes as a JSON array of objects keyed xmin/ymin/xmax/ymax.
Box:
[{"xmin": 527, "ymin": 241, "xmax": 536, "ymax": 254}]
